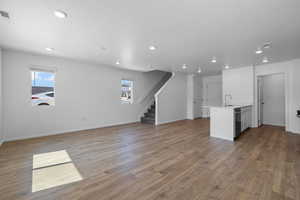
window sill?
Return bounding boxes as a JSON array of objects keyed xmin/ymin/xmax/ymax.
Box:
[{"xmin": 121, "ymin": 101, "xmax": 133, "ymax": 104}]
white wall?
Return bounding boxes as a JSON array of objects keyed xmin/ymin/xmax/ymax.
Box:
[
  {"xmin": 200, "ymin": 75, "xmax": 222, "ymax": 118},
  {"xmin": 0, "ymin": 48, "xmax": 3, "ymax": 146},
  {"xmin": 290, "ymin": 65, "xmax": 300, "ymax": 134},
  {"xmin": 262, "ymin": 74, "xmax": 285, "ymax": 126},
  {"xmin": 186, "ymin": 75, "xmax": 204, "ymax": 119},
  {"xmin": 2, "ymin": 50, "xmax": 166, "ymax": 141},
  {"xmin": 202, "ymin": 75, "xmax": 222, "ymax": 106},
  {"xmin": 254, "ymin": 59, "xmax": 300, "ymax": 134},
  {"xmin": 222, "ymin": 66, "xmax": 254, "ymax": 105},
  {"xmin": 155, "ymin": 73, "xmax": 187, "ymax": 125},
  {"xmin": 193, "ymin": 75, "xmax": 203, "ymax": 118},
  {"xmin": 186, "ymin": 75, "xmax": 194, "ymax": 119}
]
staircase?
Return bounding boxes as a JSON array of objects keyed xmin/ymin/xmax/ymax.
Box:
[
  {"xmin": 141, "ymin": 102, "xmax": 156, "ymax": 124},
  {"xmin": 140, "ymin": 71, "xmax": 172, "ymax": 125}
]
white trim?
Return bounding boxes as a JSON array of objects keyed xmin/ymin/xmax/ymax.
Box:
[
  {"xmin": 254, "ymin": 69, "xmax": 290, "ymax": 131},
  {"xmin": 262, "ymin": 123, "xmax": 285, "ymax": 127},
  {"xmin": 210, "ymin": 135, "xmax": 234, "ymax": 142},
  {"xmin": 4, "ymin": 120, "xmax": 139, "ymax": 142},
  {"xmin": 155, "ymin": 118, "xmax": 188, "ymax": 126}
]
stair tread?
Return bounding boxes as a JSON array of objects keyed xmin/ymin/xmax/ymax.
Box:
[
  {"xmin": 142, "ymin": 116, "xmax": 155, "ymax": 120},
  {"xmin": 141, "ymin": 72, "xmax": 172, "ymax": 125}
]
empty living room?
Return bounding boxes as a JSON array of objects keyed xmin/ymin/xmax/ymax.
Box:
[{"xmin": 1, "ymin": 1, "xmax": 300, "ymax": 200}]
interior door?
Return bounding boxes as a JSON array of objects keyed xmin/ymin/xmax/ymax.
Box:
[
  {"xmin": 257, "ymin": 77, "xmax": 263, "ymax": 127},
  {"xmin": 262, "ymin": 74, "xmax": 285, "ymax": 126},
  {"xmin": 193, "ymin": 76, "xmax": 203, "ymax": 118}
]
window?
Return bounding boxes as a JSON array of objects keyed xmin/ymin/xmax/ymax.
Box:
[
  {"xmin": 121, "ymin": 79, "xmax": 133, "ymax": 103},
  {"xmin": 31, "ymin": 70, "xmax": 55, "ymax": 106}
]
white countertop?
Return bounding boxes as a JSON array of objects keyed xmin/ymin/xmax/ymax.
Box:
[{"xmin": 210, "ymin": 105, "xmax": 253, "ymax": 110}]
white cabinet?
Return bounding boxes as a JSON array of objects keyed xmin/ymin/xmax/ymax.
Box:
[{"xmin": 241, "ymin": 106, "xmax": 252, "ymax": 132}]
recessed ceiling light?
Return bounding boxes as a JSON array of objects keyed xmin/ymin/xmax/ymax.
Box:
[
  {"xmin": 225, "ymin": 65, "xmax": 230, "ymax": 69},
  {"xmin": 149, "ymin": 45, "xmax": 157, "ymax": 51},
  {"xmin": 54, "ymin": 10, "xmax": 68, "ymax": 19},
  {"xmin": 211, "ymin": 57, "xmax": 217, "ymax": 63},
  {"xmin": 255, "ymin": 48, "xmax": 263, "ymax": 54},
  {"xmin": 262, "ymin": 57, "xmax": 269, "ymax": 63},
  {"xmin": 45, "ymin": 47, "xmax": 54, "ymax": 52},
  {"xmin": 197, "ymin": 68, "xmax": 202, "ymax": 73},
  {"xmin": 182, "ymin": 64, "xmax": 187, "ymax": 69},
  {"xmin": 263, "ymin": 42, "xmax": 272, "ymax": 49},
  {"xmin": 116, "ymin": 60, "xmax": 120, "ymax": 65}
]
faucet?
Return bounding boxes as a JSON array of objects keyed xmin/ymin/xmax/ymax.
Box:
[{"xmin": 224, "ymin": 94, "xmax": 232, "ymax": 107}]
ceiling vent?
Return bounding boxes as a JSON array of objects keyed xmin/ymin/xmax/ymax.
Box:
[{"xmin": 0, "ymin": 10, "xmax": 10, "ymax": 19}]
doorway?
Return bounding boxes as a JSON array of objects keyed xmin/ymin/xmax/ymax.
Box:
[
  {"xmin": 257, "ymin": 73, "xmax": 285, "ymax": 127},
  {"xmin": 202, "ymin": 76, "xmax": 222, "ymax": 118}
]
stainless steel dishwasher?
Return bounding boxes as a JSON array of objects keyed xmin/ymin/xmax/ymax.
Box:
[{"xmin": 234, "ymin": 108, "xmax": 242, "ymax": 139}]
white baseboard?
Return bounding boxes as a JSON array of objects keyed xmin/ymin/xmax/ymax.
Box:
[
  {"xmin": 5, "ymin": 120, "xmax": 139, "ymax": 142},
  {"xmin": 289, "ymin": 128, "xmax": 300, "ymax": 135},
  {"xmin": 155, "ymin": 118, "xmax": 187, "ymax": 126},
  {"xmin": 210, "ymin": 135, "xmax": 234, "ymax": 142}
]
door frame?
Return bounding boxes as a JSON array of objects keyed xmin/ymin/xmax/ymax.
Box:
[
  {"xmin": 254, "ymin": 72, "xmax": 288, "ymax": 130},
  {"xmin": 257, "ymin": 76, "xmax": 263, "ymax": 127}
]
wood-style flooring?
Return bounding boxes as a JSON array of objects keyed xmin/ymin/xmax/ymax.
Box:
[{"xmin": 0, "ymin": 119, "xmax": 300, "ymax": 200}]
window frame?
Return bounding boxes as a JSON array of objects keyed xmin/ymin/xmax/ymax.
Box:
[
  {"xmin": 30, "ymin": 67, "xmax": 57, "ymax": 107},
  {"xmin": 121, "ymin": 79, "xmax": 134, "ymax": 104}
]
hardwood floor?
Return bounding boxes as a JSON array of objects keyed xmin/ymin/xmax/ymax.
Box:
[{"xmin": 0, "ymin": 119, "xmax": 300, "ymax": 200}]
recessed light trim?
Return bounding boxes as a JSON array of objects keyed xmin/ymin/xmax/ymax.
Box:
[
  {"xmin": 211, "ymin": 57, "xmax": 217, "ymax": 63},
  {"xmin": 45, "ymin": 47, "xmax": 54, "ymax": 52},
  {"xmin": 54, "ymin": 10, "xmax": 68, "ymax": 19},
  {"xmin": 255, "ymin": 48, "xmax": 263, "ymax": 54},
  {"xmin": 182, "ymin": 64, "xmax": 187, "ymax": 69},
  {"xmin": 225, "ymin": 65, "xmax": 230, "ymax": 69},
  {"xmin": 116, "ymin": 60, "xmax": 120, "ymax": 65},
  {"xmin": 262, "ymin": 57, "xmax": 269, "ymax": 63},
  {"xmin": 149, "ymin": 45, "xmax": 157, "ymax": 51},
  {"xmin": 197, "ymin": 68, "xmax": 202, "ymax": 73},
  {"xmin": 263, "ymin": 42, "xmax": 271, "ymax": 49}
]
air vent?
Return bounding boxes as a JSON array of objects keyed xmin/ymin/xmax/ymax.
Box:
[{"xmin": 0, "ymin": 10, "xmax": 10, "ymax": 19}]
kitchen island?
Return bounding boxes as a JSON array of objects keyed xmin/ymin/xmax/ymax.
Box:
[{"xmin": 210, "ymin": 105, "xmax": 252, "ymax": 141}]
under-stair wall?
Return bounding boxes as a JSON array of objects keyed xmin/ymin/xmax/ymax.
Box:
[{"xmin": 155, "ymin": 72, "xmax": 187, "ymax": 125}]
